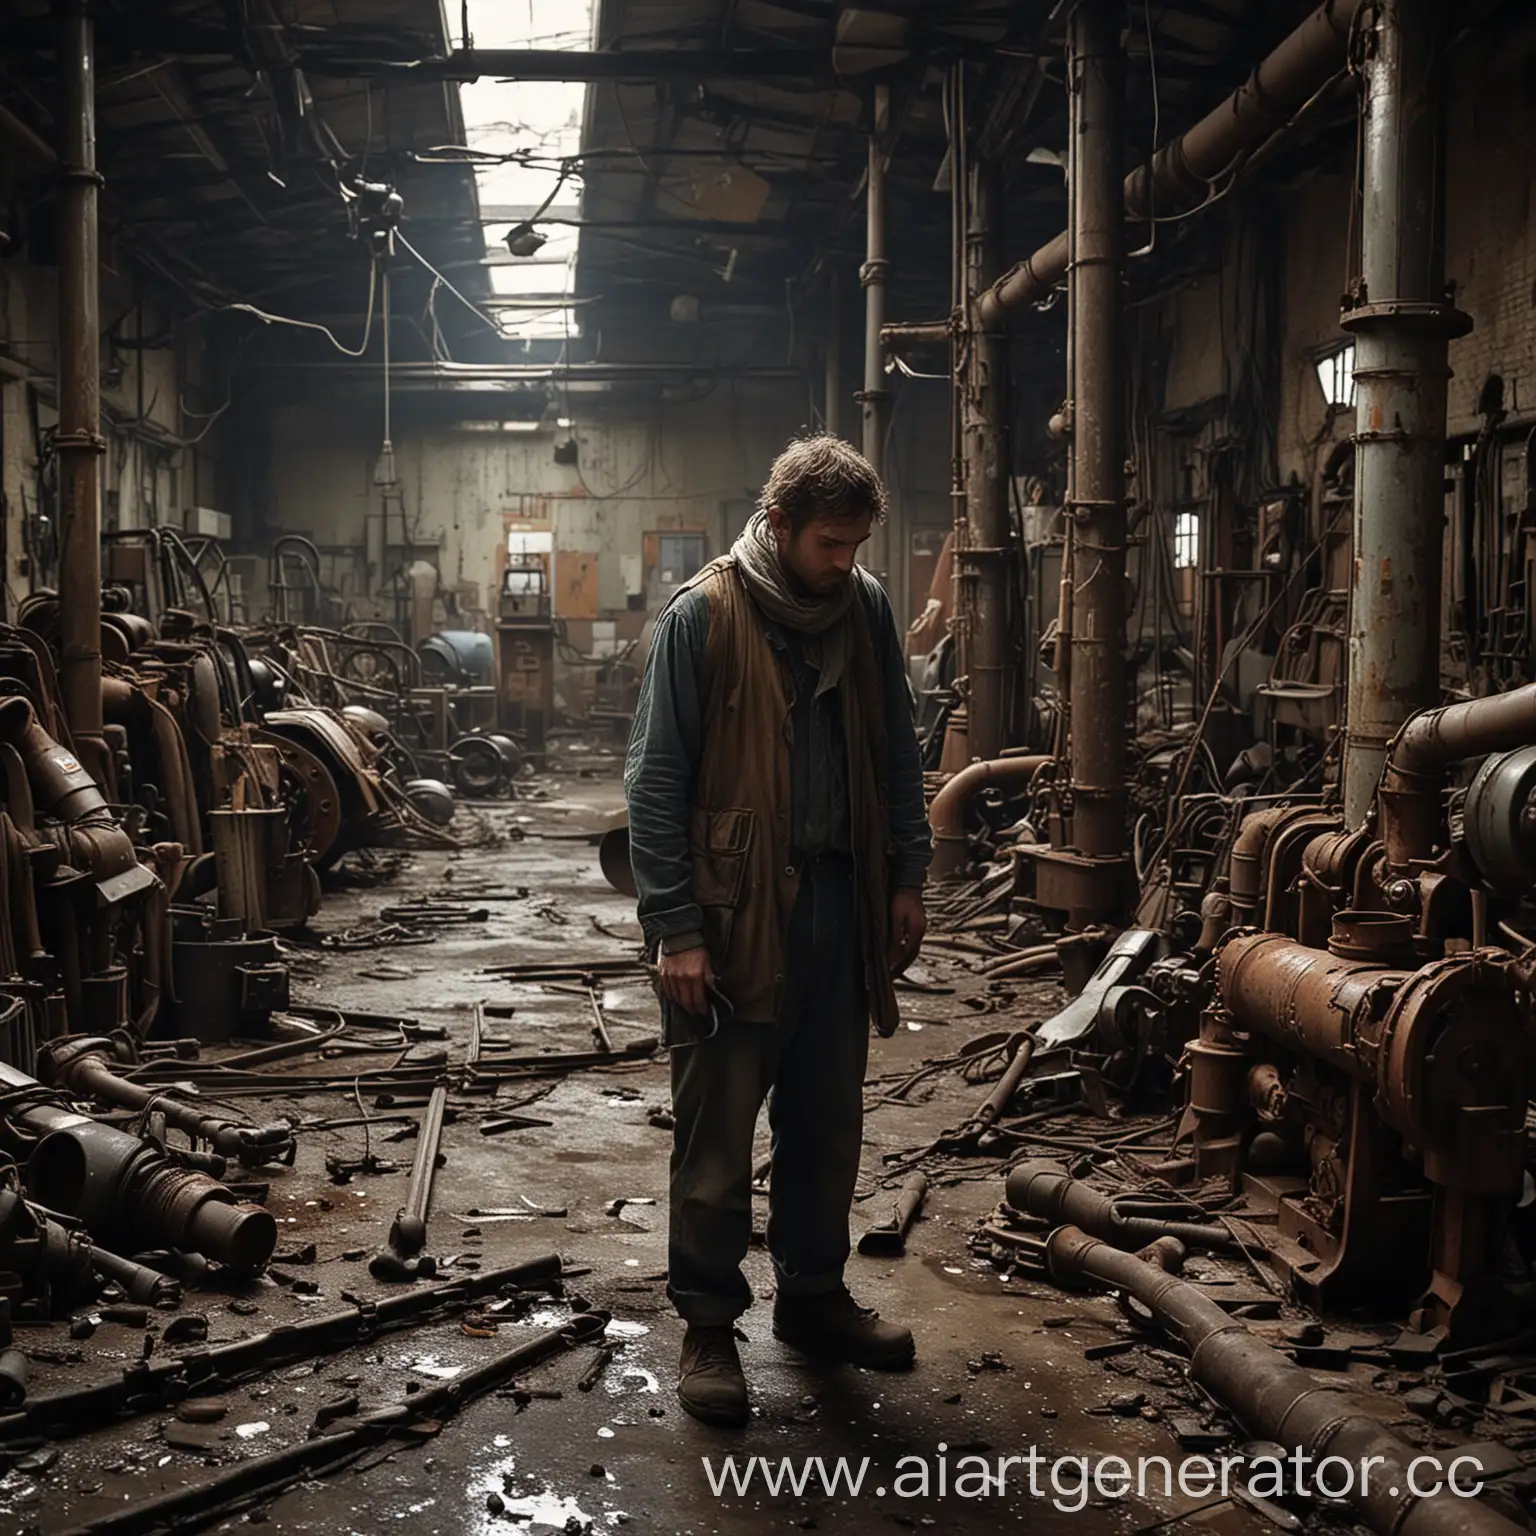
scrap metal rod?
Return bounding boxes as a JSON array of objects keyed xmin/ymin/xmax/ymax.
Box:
[
  {"xmin": 125, "ymin": 1038, "xmax": 660, "ymax": 1095},
  {"xmin": 54, "ymin": 1311, "xmax": 608, "ymax": 1536},
  {"xmin": 0, "ymin": 1253, "xmax": 564, "ymax": 1442},
  {"xmin": 389, "ymin": 1080, "xmax": 447, "ymax": 1257},
  {"xmin": 586, "ymin": 984, "xmax": 613, "ymax": 1053}
]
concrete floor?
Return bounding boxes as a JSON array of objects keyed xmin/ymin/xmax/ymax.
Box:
[{"xmin": 0, "ymin": 748, "xmax": 1437, "ymax": 1536}]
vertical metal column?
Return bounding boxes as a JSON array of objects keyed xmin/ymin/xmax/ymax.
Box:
[
  {"xmin": 55, "ymin": 0, "xmax": 106, "ymax": 766},
  {"xmin": 825, "ymin": 265, "xmax": 843, "ymax": 440},
  {"xmin": 860, "ymin": 87, "xmax": 891, "ymax": 587},
  {"xmin": 961, "ymin": 158, "xmax": 1009, "ymax": 762},
  {"xmin": 1066, "ymin": 0, "xmax": 1128, "ymax": 866},
  {"xmin": 1341, "ymin": 0, "xmax": 1468, "ymax": 824}
]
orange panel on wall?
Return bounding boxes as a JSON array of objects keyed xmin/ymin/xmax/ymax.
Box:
[{"xmin": 556, "ymin": 550, "xmax": 600, "ymax": 619}]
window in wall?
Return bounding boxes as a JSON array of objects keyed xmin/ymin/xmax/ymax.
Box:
[
  {"xmin": 657, "ymin": 534, "xmax": 706, "ymax": 588},
  {"xmin": 1315, "ymin": 342, "xmax": 1357, "ymax": 409},
  {"xmin": 1173, "ymin": 511, "xmax": 1200, "ymax": 570}
]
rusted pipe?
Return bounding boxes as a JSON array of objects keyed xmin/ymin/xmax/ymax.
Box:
[
  {"xmin": 1216, "ymin": 930, "xmax": 1526, "ymax": 1191},
  {"xmin": 1006, "ymin": 1159, "xmax": 1246, "ymax": 1253},
  {"xmin": 38, "ymin": 1037, "xmax": 294, "ymax": 1166},
  {"xmin": 857, "ymin": 1172, "xmax": 928, "ymax": 1256},
  {"xmin": 0, "ymin": 1062, "xmax": 276, "ymax": 1274},
  {"xmin": 1391, "ymin": 684, "xmax": 1536, "ymax": 781},
  {"xmin": 0, "ymin": 698, "xmax": 138, "ymax": 880},
  {"xmin": 0, "ymin": 697, "xmax": 105, "ymax": 822},
  {"xmin": 976, "ymin": 1, "xmax": 1358, "ymax": 326},
  {"xmin": 961, "ymin": 157, "xmax": 1010, "ymax": 763},
  {"xmin": 1065, "ymin": 0, "xmax": 1128, "ymax": 876},
  {"xmin": 1341, "ymin": 0, "xmax": 1470, "ymax": 822},
  {"xmin": 1379, "ymin": 683, "xmax": 1536, "ymax": 867},
  {"xmin": 55, "ymin": 0, "xmax": 106, "ymax": 772},
  {"xmin": 1046, "ymin": 1226, "xmax": 1526, "ymax": 1536},
  {"xmin": 880, "ymin": 318, "xmax": 950, "ymax": 348},
  {"xmin": 929, "ymin": 755, "xmax": 1050, "ymax": 879},
  {"xmin": 144, "ymin": 694, "xmax": 201, "ymax": 854},
  {"xmin": 861, "ymin": 89, "xmax": 891, "ymax": 587},
  {"xmin": 1227, "ymin": 805, "xmax": 1294, "ymax": 921},
  {"xmin": 979, "ymin": 944, "xmax": 1061, "ymax": 980}
]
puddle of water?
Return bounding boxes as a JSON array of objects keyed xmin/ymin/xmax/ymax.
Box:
[
  {"xmin": 500, "ymin": 1490, "xmax": 594, "ymax": 1528},
  {"xmin": 474, "ymin": 1452, "xmax": 598, "ymax": 1536}
]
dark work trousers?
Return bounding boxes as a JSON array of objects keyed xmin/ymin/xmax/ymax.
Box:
[{"xmin": 667, "ymin": 851, "xmax": 869, "ymax": 1327}]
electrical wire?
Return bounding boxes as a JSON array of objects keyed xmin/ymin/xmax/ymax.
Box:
[
  {"xmin": 395, "ymin": 231, "xmax": 509, "ymax": 341},
  {"xmin": 224, "ymin": 259, "xmax": 378, "ymax": 357},
  {"xmin": 180, "ymin": 396, "xmax": 233, "ymax": 447}
]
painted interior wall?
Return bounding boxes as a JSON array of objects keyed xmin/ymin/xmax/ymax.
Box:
[{"xmin": 256, "ymin": 373, "xmax": 957, "ymax": 688}]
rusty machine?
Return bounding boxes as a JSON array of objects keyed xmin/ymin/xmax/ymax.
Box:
[
  {"xmin": 1045, "ymin": 686, "xmax": 1536, "ymax": 1341},
  {"xmin": 1173, "ymin": 689, "xmax": 1536, "ymax": 1335}
]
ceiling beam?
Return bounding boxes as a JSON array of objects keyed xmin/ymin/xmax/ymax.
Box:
[{"xmin": 296, "ymin": 48, "xmax": 833, "ymax": 83}]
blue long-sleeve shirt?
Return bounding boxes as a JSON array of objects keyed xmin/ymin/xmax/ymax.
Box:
[{"xmin": 624, "ymin": 568, "xmax": 932, "ymax": 951}]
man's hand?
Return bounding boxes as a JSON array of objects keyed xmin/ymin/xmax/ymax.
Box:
[
  {"xmin": 658, "ymin": 945, "xmax": 716, "ymax": 1018},
  {"xmin": 887, "ymin": 887, "xmax": 927, "ymax": 976}
]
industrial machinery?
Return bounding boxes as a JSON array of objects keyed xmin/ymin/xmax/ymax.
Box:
[
  {"xmin": 495, "ymin": 559, "xmax": 555, "ymax": 763},
  {"xmin": 1042, "ymin": 684, "xmax": 1536, "ymax": 1340}
]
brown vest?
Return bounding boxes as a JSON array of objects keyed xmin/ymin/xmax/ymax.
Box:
[{"xmin": 682, "ymin": 557, "xmax": 898, "ymax": 1036}]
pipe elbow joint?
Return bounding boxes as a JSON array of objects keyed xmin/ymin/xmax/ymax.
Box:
[{"xmin": 0, "ymin": 697, "xmax": 107, "ymax": 822}]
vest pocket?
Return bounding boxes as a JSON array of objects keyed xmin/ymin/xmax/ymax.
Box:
[{"xmin": 689, "ymin": 806, "xmax": 755, "ymax": 960}]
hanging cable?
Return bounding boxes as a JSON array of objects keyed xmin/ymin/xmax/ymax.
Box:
[
  {"xmin": 223, "ymin": 260, "xmax": 378, "ymax": 357},
  {"xmin": 395, "ymin": 232, "xmax": 507, "ymax": 340}
]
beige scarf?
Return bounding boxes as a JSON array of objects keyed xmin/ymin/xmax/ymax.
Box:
[{"xmin": 730, "ymin": 512, "xmax": 855, "ymax": 697}]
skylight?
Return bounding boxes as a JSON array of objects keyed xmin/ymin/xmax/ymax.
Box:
[{"xmin": 457, "ymin": 0, "xmax": 594, "ymax": 343}]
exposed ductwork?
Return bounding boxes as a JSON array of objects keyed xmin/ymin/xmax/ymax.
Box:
[{"xmin": 975, "ymin": 0, "xmax": 1359, "ymax": 327}]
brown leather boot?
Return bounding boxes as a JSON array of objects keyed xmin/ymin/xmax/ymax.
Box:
[
  {"xmin": 773, "ymin": 1286, "xmax": 916, "ymax": 1369},
  {"xmin": 677, "ymin": 1325, "xmax": 749, "ymax": 1426}
]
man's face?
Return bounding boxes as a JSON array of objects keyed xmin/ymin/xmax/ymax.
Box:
[{"xmin": 766, "ymin": 505, "xmax": 873, "ymax": 595}]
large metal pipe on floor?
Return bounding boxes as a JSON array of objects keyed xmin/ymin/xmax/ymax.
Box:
[
  {"xmin": 1341, "ymin": 0, "xmax": 1469, "ymax": 823},
  {"xmin": 55, "ymin": 0, "xmax": 106, "ymax": 771},
  {"xmin": 1065, "ymin": 0, "xmax": 1128, "ymax": 871},
  {"xmin": 961, "ymin": 158, "xmax": 1009, "ymax": 763},
  {"xmin": 976, "ymin": 1, "xmax": 1358, "ymax": 327},
  {"xmin": 1046, "ymin": 1226, "xmax": 1527, "ymax": 1536}
]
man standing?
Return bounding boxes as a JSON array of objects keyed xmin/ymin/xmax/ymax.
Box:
[{"xmin": 624, "ymin": 435, "xmax": 932, "ymax": 1427}]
